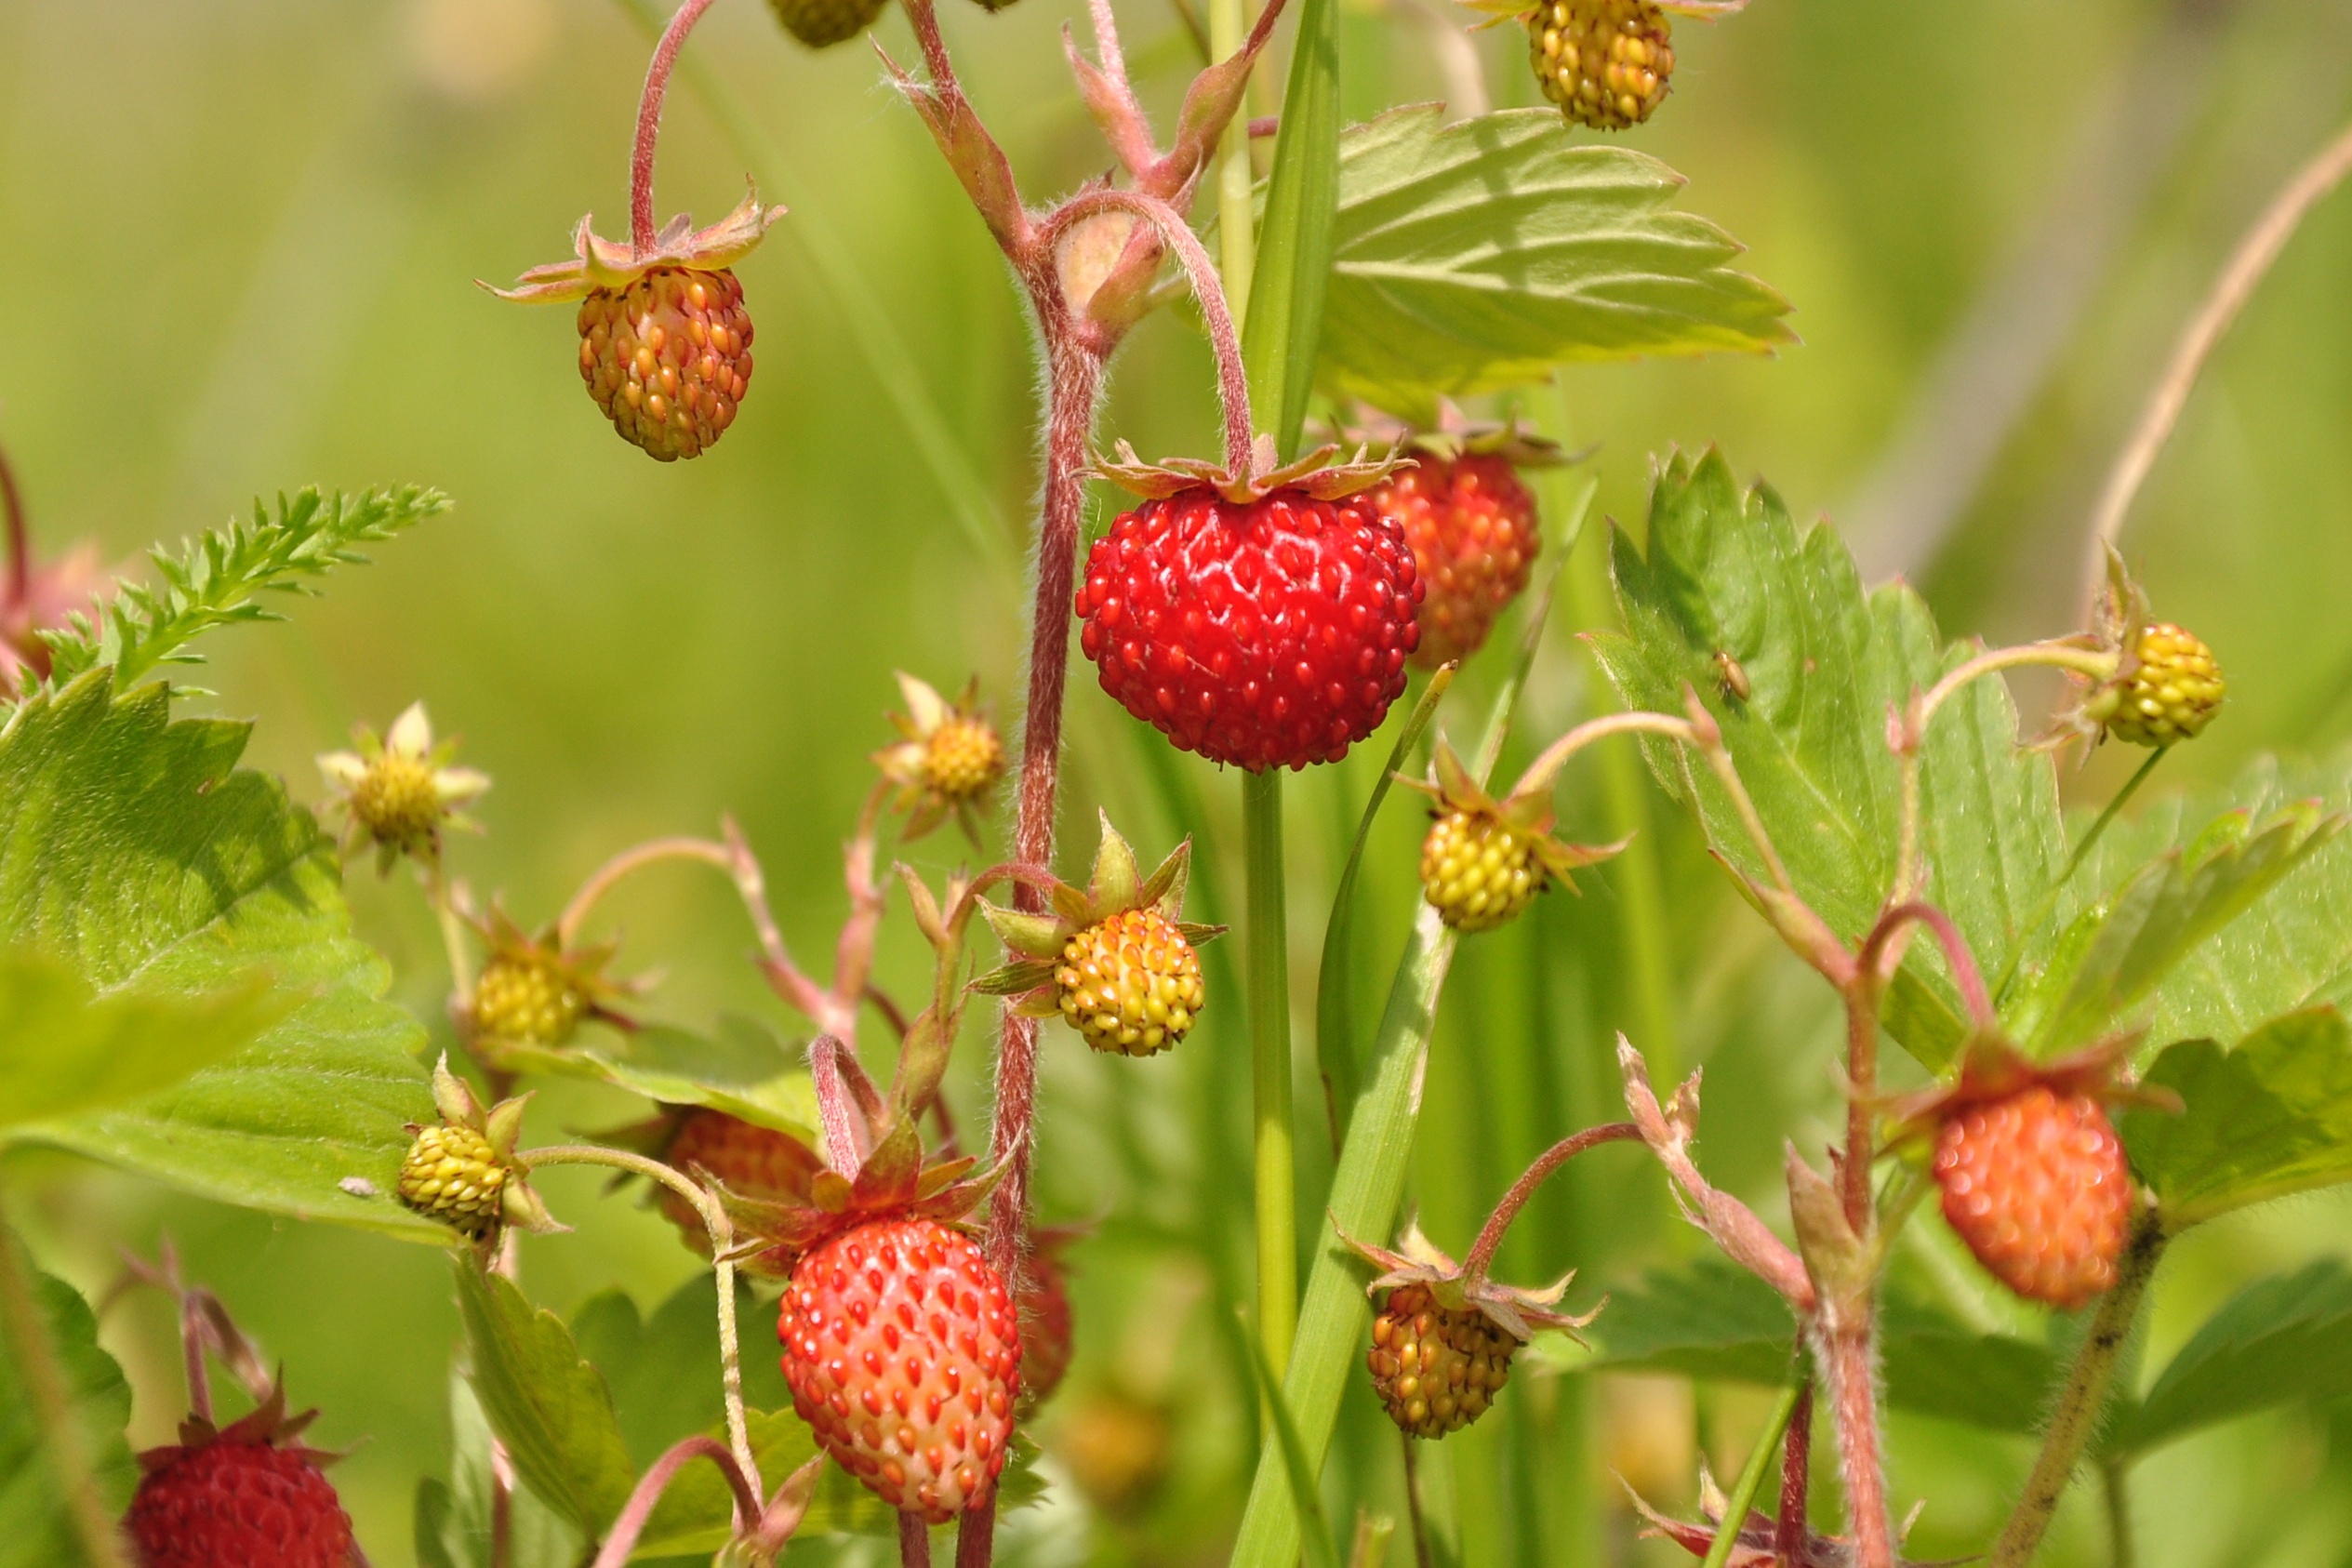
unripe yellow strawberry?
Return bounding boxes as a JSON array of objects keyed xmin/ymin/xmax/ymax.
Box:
[
  {"xmin": 1367, "ymin": 1282, "xmax": 1517, "ymax": 1438},
  {"xmin": 1055, "ymin": 909, "xmax": 1205, "ymax": 1057},
  {"xmin": 1527, "ymin": 0, "xmax": 1674, "ymax": 131},
  {"xmin": 472, "ymin": 950, "xmax": 588, "ymax": 1047},
  {"xmin": 398, "ymin": 1124, "xmax": 509, "ymax": 1239},
  {"xmin": 1421, "ymin": 809, "xmax": 1546, "ymax": 933},
  {"xmin": 2095, "ymin": 622, "xmax": 2224, "ymax": 748},
  {"xmin": 577, "ymin": 268, "xmax": 754, "ymax": 461}
]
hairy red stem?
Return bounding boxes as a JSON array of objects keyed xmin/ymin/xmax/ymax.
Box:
[
  {"xmin": 1775, "ymin": 1382, "xmax": 1813, "ymax": 1564},
  {"xmin": 1461, "ymin": 1123, "xmax": 1639, "ymax": 1279},
  {"xmin": 0, "ymin": 440, "xmax": 26, "ymax": 605},
  {"xmin": 900, "ymin": 1510, "xmax": 935, "ymax": 1567},
  {"xmin": 589, "ymin": 1437, "xmax": 762, "ymax": 1568},
  {"xmin": 630, "ymin": 0, "xmax": 720, "ymax": 255},
  {"xmin": 1820, "ymin": 1319, "xmax": 1894, "ymax": 1568},
  {"xmin": 1860, "ymin": 900, "xmax": 1994, "ymax": 1030}
]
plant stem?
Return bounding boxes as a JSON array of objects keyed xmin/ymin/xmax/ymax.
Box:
[
  {"xmin": 900, "ymin": 1510, "xmax": 935, "ymax": 1567},
  {"xmin": 587, "ymin": 1436, "xmax": 764, "ymax": 1568},
  {"xmin": 2101, "ymin": 1457, "xmax": 2134, "ymax": 1568},
  {"xmin": 1401, "ymin": 1432, "xmax": 1437, "ymax": 1568},
  {"xmin": 2064, "ymin": 746, "xmax": 2167, "ymax": 882},
  {"xmin": 556, "ymin": 836, "xmax": 732, "ymax": 949},
  {"xmin": 522, "ymin": 1146, "xmax": 758, "ymax": 1492},
  {"xmin": 1775, "ymin": 1383, "xmax": 1814, "ymax": 1566},
  {"xmin": 0, "ymin": 1199, "xmax": 130, "ymax": 1568},
  {"xmin": 629, "ymin": 0, "xmax": 720, "ymax": 256},
  {"xmin": 1991, "ymin": 1212, "xmax": 2166, "ymax": 1568},
  {"xmin": 2080, "ymin": 117, "xmax": 2352, "ymax": 614},
  {"xmin": 1818, "ymin": 1311, "xmax": 1894, "ymax": 1568},
  {"xmin": 0, "ymin": 437, "xmax": 27, "ymax": 605},
  {"xmin": 422, "ymin": 863, "xmax": 477, "ymax": 1003},
  {"xmin": 1696, "ymin": 1377, "xmax": 1805, "ymax": 1568},
  {"xmin": 1244, "ymin": 766, "xmax": 1297, "ymax": 1390},
  {"xmin": 1209, "ymin": 0, "xmax": 1257, "ymax": 332},
  {"xmin": 1459, "ymin": 1123, "xmax": 1638, "ymax": 1279}
]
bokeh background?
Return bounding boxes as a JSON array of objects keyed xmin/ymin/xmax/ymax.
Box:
[{"xmin": 3, "ymin": 0, "xmax": 2351, "ymax": 1562}]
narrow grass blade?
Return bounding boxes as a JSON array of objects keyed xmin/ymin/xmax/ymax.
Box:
[
  {"xmin": 1241, "ymin": 1311, "xmax": 1346, "ymax": 1568},
  {"xmin": 1241, "ymin": 0, "xmax": 1343, "ymax": 458}
]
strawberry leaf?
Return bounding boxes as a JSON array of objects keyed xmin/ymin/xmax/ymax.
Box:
[
  {"xmin": 0, "ymin": 1269, "xmax": 135, "ymax": 1568},
  {"xmin": 2105, "ymin": 1258, "xmax": 2352, "ymax": 1457},
  {"xmin": 0, "ymin": 672, "xmax": 438, "ymax": 1237},
  {"xmin": 2121, "ymin": 1008, "xmax": 2352, "ymax": 1229},
  {"xmin": 414, "ymin": 1370, "xmax": 582, "ymax": 1568}
]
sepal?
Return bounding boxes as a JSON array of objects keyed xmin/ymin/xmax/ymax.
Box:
[{"xmin": 483, "ymin": 186, "xmax": 785, "ymax": 304}]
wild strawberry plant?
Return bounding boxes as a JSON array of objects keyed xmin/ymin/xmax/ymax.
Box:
[{"xmin": 2, "ymin": 7, "xmax": 2351, "ymax": 1568}]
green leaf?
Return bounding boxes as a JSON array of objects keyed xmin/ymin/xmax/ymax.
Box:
[
  {"xmin": 2107, "ymin": 1259, "xmax": 2352, "ymax": 1456},
  {"xmin": 2122, "ymin": 1009, "xmax": 2352, "ymax": 1228},
  {"xmin": 1588, "ymin": 448, "xmax": 2066, "ymax": 1068},
  {"xmin": 1533, "ymin": 1257, "xmax": 2062, "ymax": 1437},
  {"xmin": 0, "ymin": 1270, "xmax": 136, "ymax": 1568},
  {"xmin": 2069, "ymin": 748, "xmax": 2352, "ymax": 1050},
  {"xmin": 1311, "ymin": 110, "xmax": 1791, "ymax": 419},
  {"xmin": 415, "ymin": 1370, "xmax": 583, "ymax": 1568},
  {"xmin": 2017, "ymin": 803, "xmax": 2342, "ymax": 1054},
  {"xmin": 1229, "ymin": 540, "xmax": 1560, "ymax": 1568},
  {"xmin": 36, "ymin": 486, "xmax": 448, "ymax": 693},
  {"xmin": 0, "ymin": 950, "xmax": 284, "ymax": 1129},
  {"xmin": 510, "ymin": 1017, "xmax": 817, "ymax": 1137},
  {"xmin": 0, "ymin": 674, "xmax": 438, "ymax": 1236},
  {"xmin": 452, "ymin": 1259, "xmax": 638, "ymax": 1538},
  {"xmin": 1241, "ymin": 0, "xmax": 1342, "ymax": 457}
]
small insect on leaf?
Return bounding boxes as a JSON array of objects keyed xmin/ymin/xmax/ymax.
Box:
[{"xmin": 1713, "ymin": 650, "xmax": 1751, "ymax": 703}]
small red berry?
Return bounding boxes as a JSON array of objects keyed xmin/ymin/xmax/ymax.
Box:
[
  {"xmin": 1365, "ymin": 453, "xmax": 1541, "ymax": 670},
  {"xmin": 659, "ymin": 1109, "xmax": 820, "ymax": 1253},
  {"xmin": 1075, "ymin": 488, "xmax": 1423, "ymax": 770},
  {"xmin": 1934, "ymin": 1085, "xmax": 2133, "ymax": 1309},
  {"xmin": 777, "ymin": 1217, "xmax": 1021, "ymax": 1522},
  {"xmin": 1018, "ymin": 1252, "xmax": 1075, "ymax": 1414},
  {"xmin": 577, "ymin": 267, "xmax": 754, "ymax": 461},
  {"xmin": 126, "ymin": 1395, "xmax": 355, "ymax": 1568}
]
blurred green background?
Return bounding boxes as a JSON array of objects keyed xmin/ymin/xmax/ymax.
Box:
[{"xmin": 3, "ymin": 0, "xmax": 2351, "ymax": 1562}]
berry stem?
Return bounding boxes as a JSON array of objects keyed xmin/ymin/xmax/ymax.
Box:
[
  {"xmin": 899, "ymin": 1509, "xmax": 935, "ymax": 1568},
  {"xmin": 2062, "ymin": 743, "xmax": 2168, "ymax": 883},
  {"xmin": 1695, "ymin": 1374, "xmax": 1805, "ymax": 1568},
  {"xmin": 1508, "ymin": 708, "xmax": 1708, "ymax": 799},
  {"xmin": 0, "ymin": 438, "xmax": 28, "ymax": 606},
  {"xmin": 1817, "ymin": 1311, "xmax": 1894, "ymax": 1568},
  {"xmin": 2080, "ymin": 117, "xmax": 2352, "ymax": 618},
  {"xmin": 523, "ymin": 1145, "xmax": 760, "ymax": 1493},
  {"xmin": 1243, "ymin": 765, "xmax": 1297, "ymax": 1398},
  {"xmin": 0, "ymin": 1199, "xmax": 132, "ymax": 1568},
  {"xmin": 1041, "ymin": 189, "xmax": 1256, "ymax": 473},
  {"xmin": 1989, "ymin": 1210, "xmax": 2166, "ymax": 1568},
  {"xmin": 721, "ymin": 818, "xmax": 860, "ymax": 1040},
  {"xmin": 589, "ymin": 1436, "xmax": 764, "ymax": 1568},
  {"xmin": 556, "ymin": 835, "xmax": 733, "ymax": 950},
  {"xmin": 1838, "ymin": 977, "xmax": 1881, "ymax": 1236},
  {"xmin": 1774, "ymin": 1382, "xmax": 1814, "ymax": 1566},
  {"xmin": 1458, "ymin": 1122, "xmax": 1639, "ymax": 1280},
  {"xmin": 2101, "ymin": 1456, "xmax": 2136, "ymax": 1568},
  {"xmin": 1858, "ymin": 900, "xmax": 1994, "ymax": 1030},
  {"xmin": 629, "ymin": 0, "xmax": 720, "ymax": 257},
  {"xmin": 1207, "ymin": 0, "xmax": 1258, "ymax": 338}
]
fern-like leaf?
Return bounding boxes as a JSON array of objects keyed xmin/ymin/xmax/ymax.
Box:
[{"xmin": 35, "ymin": 485, "xmax": 449, "ymax": 692}]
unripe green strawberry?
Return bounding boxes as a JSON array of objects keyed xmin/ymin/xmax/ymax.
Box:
[
  {"xmin": 777, "ymin": 1216, "xmax": 1020, "ymax": 1521},
  {"xmin": 1421, "ymin": 808, "xmax": 1548, "ymax": 933},
  {"xmin": 398, "ymin": 1123, "xmax": 510, "ymax": 1239},
  {"xmin": 2094, "ymin": 622, "xmax": 2225, "ymax": 748},
  {"xmin": 767, "ymin": 0, "xmax": 888, "ymax": 47},
  {"xmin": 1367, "ymin": 1282, "xmax": 1516, "ymax": 1438},
  {"xmin": 1056, "ymin": 908, "xmax": 1206, "ymax": 1057},
  {"xmin": 577, "ymin": 267, "xmax": 754, "ymax": 461},
  {"xmin": 472, "ymin": 948, "xmax": 589, "ymax": 1048},
  {"xmin": 1933, "ymin": 1085, "xmax": 2133, "ymax": 1309},
  {"xmin": 1528, "ymin": 0, "xmax": 1674, "ymax": 131}
]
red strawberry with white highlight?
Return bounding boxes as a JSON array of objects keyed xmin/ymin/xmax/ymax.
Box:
[
  {"xmin": 1078, "ymin": 439, "xmax": 1422, "ymax": 771},
  {"xmin": 126, "ymin": 1385, "xmax": 358, "ymax": 1568}
]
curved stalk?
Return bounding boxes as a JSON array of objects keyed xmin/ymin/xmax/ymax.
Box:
[
  {"xmin": 629, "ymin": 0, "xmax": 721, "ymax": 255},
  {"xmin": 588, "ymin": 1436, "xmax": 764, "ymax": 1568},
  {"xmin": 556, "ymin": 836, "xmax": 732, "ymax": 949},
  {"xmin": 1859, "ymin": 901, "xmax": 1995, "ymax": 1030},
  {"xmin": 1509, "ymin": 710, "xmax": 1706, "ymax": 800},
  {"xmin": 523, "ymin": 1146, "xmax": 758, "ymax": 1493},
  {"xmin": 1459, "ymin": 1123, "xmax": 1639, "ymax": 1280}
]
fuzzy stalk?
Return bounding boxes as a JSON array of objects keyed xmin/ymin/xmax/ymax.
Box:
[
  {"xmin": 629, "ymin": 0, "xmax": 720, "ymax": 255},
  {"xmin": 1990, "ymin": 1214, "xmax": 2166, "ymax": 1568},
  {"xmin": 0, "ymin": 1200, "xmax": 130, "ymax": 1568},
  {"xmin": 0, "ymin": 438, "xmax": 26, "ymax": 604},
  {"xmin": 1776, "ymin": 1383, "xmax": 1814, "ymax": 1565},
  {"xmin": 900, "ymin": 1510, "xmax": 935, "ymax": 1568},
  {"xmin": 588, "ymin": 1436, "xmax": 763, "ymax": 1568},
  {"xmin": 1816, "ymin": 1311, "xmax": 1894, "ymax": 1568},
  {"xmin": 1244, "ymin": 765, "xmax": 1297, "ymax": 1388},
  {"xmin": 1459, "ymin": 1123, "xmax": 1639, "ymax": 1279},
  {"xmin": 1697, "ymin": 1377, "xmax": 1805, "ymax": 1568}
]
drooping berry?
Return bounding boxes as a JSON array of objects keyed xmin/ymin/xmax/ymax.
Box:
[
  {"xmin": 767, "ymin": 0, "xmax": 889, "ymax": 47},
  {"xmin": 577, "ymin": 268, "xmax": 754, "ymax": 461},
  {"xmin": 1017, "ymin": 1251, "xmax": 1076, "ymax": 1414},
  {"xmin": 1055, "ymin": 909, "xmax": 1206, "ymax": 1058},
  {"xmin": 1933, "ymin": 1085, "xmax": 2133, "ymax": 1309},
  {"xmin": 472, "ymin": 948, "xmax": 589, "ymax": 1048},
  {"xmin": 1076, "ymin": 488, "xmax": 1423, "ymax": 771},
  {"xmin": 1421, "ymin": 809, "xmax": 1548, "ymax": 933},
  {"xmin": 1367, "ymin": 1282, "xmax": 1517, "ymax": 1438},
  {"xmin": 659, "ymin": 1109, "xmax": 820, "ymax": 1252},
  {"xmin": 2093, "ymin": 622, "xmax": 2225, "ymax": 748},
  {"xmin": 126, "ymin": 1391, "xmax": 354, "ymax": 1568},
  {"xmin": 777, "ymin": 1217, "xmax": 1021, "ymax": 1522},
  {"xmin": 398, "ymin": 1123, "xmax": 510, "ymax": 1239},
  {"xmin": 1528, "ymin": 0, "xmax": 1674, "ymax": 131},
  {"xmin": 1366, "ymin": 454, "xmax": 1541, "ymax": 670}
]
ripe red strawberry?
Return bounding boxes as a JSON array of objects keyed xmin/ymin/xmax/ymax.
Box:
[
  {"xmin": 659, "ymin": 1108, "xmax": 824, "ymax": 1253},
  {"xmin": 126, "ymin": 1389, "xmax": 356, "ymax": 1568},
  {"xmin": 1933, "ymin": 1085, "xmax": 2133, "ymax": 1309},
  {"xmin": 1075, "ymin": 485, "xmax": 1422, "ymax": 769},
  {"xmin": 777, "ymin": 1216, "xmax": 1021, "ymax": 1522},
  {"xmin": 1366, "ymin": 452, "xmax": 1540, "ymax": 670},
  {"xmin": 1017, "ymin": 1247, "xmax": 1076, "ymax": 1413}
]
